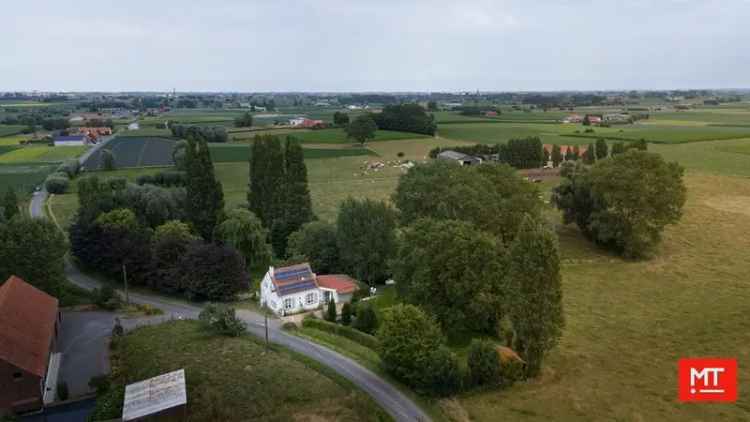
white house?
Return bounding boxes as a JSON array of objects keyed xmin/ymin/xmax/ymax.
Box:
[
  {"xmin": 259, "ymin": 263, "xmax": 358, "ymax": 316},
  {"xmin": 128, "ymin": 122, "xmax": 140, "ymax": 130},
  {"xmin": 53, "ymin": 135, "xmax": 86, "ymax": 147},
  {"xmin": 289, "ymin": 117, "xmax": 306, "ymax": 127}
]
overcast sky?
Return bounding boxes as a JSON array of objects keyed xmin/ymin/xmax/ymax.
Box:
[{"xmin": 3, "ymin": 0, "xmax": 750, "ymax": 92}]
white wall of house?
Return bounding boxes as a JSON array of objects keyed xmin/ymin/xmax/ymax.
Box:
[
  {"xmin": 260, "ymin": 271, "xmax": 320, "ymax": 316},
  {"xmin": 54, "ymin": 140, "xmax": 85, "ymax": 147}
]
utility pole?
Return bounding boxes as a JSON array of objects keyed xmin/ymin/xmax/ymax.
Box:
[{"xmin": 122, "ymin": 264, "xmax": 129, "ymax": 305}]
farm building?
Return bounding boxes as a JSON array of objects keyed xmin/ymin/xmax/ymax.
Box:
[
  {"xmin": 485, "ymin": 111, "xmax": 498, "ymax": 117},
  {"xmin": 260, "ymin": 263, "xmax": 359, "ymax": 316},
  {"xmin": 289, "ymin": 117, "xmax": 325, "ymax": 129},
  {"xmin": 562, "ymin": 114, "xmax": 583, "ymax": 123},
  {"xmin": 603, "ymin": 113, "xmax": 631, "ymax": 123},
  {"xmin": 543, "ymin": 144, "xmax": 589, "ymax": 161},
  {"xmin": 585, "ymin": 115, "xmax": 602, "ymax": 125},
  {"xmin": 128, "ymin": 122, "xmax": 140, "ymax": 130},
  {"xmin": 78, "ymin": 127, "xmax": 112, "ymax": 141},
  {"xmin": 0, "ymin": 276, "xmax": 61, "ymax": 415},
  {"xmin": 437, "ymin": 150, "xmax": 482, "ymax": 166},
  {"xmin": 53, "ymin": 135, "xmax": 87, "ymax": 146}
]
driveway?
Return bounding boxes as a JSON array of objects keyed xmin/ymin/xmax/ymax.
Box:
[{"xmin": 57, "ymin": 311, "xmax": 174, "ymax": 398}]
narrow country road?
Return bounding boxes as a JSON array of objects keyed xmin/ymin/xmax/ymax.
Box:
[{"xmin": 29, "ymin": 189, "xmax": 430, "ymax": 422}]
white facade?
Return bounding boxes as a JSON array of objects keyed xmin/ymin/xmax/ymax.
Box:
[
  {"xmin": 54, "ymin": 140, "xmax": 85, "ymax": 147},
  {"xmin": 289, "ymin": 117, "xmax": 306, "ymax": 127},
  {"xmin": 260, "ymin": 269, "xmax": 320, "ymax": 316}
]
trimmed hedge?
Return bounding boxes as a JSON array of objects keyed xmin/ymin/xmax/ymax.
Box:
[{"xmin": 302, "ymin": 316, "xmax": 379, "ymax": 350}]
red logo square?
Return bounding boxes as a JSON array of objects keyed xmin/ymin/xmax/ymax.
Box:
[{"xmin": 679, "ymin": 358, "xmax": 737, "ymax": 402}]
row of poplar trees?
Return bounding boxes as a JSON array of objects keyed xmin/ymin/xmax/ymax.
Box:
[{"xmin": 248, "ymin": 135, "xmax": 314, "ymax": 257}]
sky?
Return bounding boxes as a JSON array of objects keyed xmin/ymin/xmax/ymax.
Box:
[{"xmin": 2, "ymin": 0, "xmax": 750, "ymax": 92}]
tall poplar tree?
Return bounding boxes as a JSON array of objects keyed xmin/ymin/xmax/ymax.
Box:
[{"xmin": 185, "ymin": 129, "xmax": 225, "ymax": 240}]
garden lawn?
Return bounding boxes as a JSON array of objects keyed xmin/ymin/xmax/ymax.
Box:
[{"xmin": 102, "ymin": 320, "xmax": 389, "ymax": 422}]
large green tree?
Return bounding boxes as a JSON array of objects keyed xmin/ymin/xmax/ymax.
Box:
[
  {"xmin": 213, "ymin": 208, "xmax": 272, "ymax": 271},
  {"xmin": 336, "ymin": 198, "xmax": 397, "ymax": 284},
  {"xmin": 345, "ymin": 114, "xmax": 377, "ymax": 145},
  {"xmin": 392, "ymin": 161, "xmax": 542, "ymax": 243},
  {"xmin": 377, "ymin": 304, "xmax": 445, "ymax": 389},
  {"xmin": 234, "ymin": 112, "xmax": 253, "ymax": 128},
  {"xmin": 551, "ymin": 144, "xmax": 563, "ymax": 167},
  {"xmin": 248, "ymin": 135, "xmax": 284, "ymax": 230},
  {"xmin": 595, "ymin": 138, "xmax": 608, "ymax": 160},
  {"xmin": 185, "ymin": 130, "xmax": 225, "ymax": 240},
  {"xmin": 287, "ymin": 221, "xmax": 340, "ymax": 273},
  {"xmin": 507, "ymin": 216, "xmax": 564, "ymax": 378},
  {"xmin": 3, "ymin": 188, "xmax": 19, "ymax": 221},
  {"xmin": 552, "ymin": 150, "xmax": 686, "ymax": 258},
  {"xmin": 0, "ymin": 216, "xmax": 67, "ymax": 295},
  {"xmin": 392, "ymin": 218, "xmax": 508, "ymax": 335},
  {"xmin": 272, "ymin": 138, "xmax": 313, "ymax": 256}
]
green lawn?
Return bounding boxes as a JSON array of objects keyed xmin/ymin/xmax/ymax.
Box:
[
  {"xmin": 0, "ymin": 146, "xmax": 87, "ymax": 164},
  {"xmin": 0, "ymin": 134, "xmax": 31, "ymax": 146},
  {"xmin": 97, "ymin": 320, "xmax": 390, "ymax": 422}
]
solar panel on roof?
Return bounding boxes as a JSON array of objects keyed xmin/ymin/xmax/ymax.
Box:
[
  {"xmin": 275, "ymin": 267, "xmax": 312, "ymax": 280},
  {"xmin": 277, "ymin": 280, "xmax": 317, "ymax": 296}
]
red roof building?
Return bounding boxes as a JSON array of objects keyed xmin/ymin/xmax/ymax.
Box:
[
  {"xmin": 543, "ymin": 144, "xmax": 589, "ymax": 160},
  {"xmin": 316, "ymin": 275, "xmax": 358, "ymax": 295},
  {"xmin": 0, "ymin": 276, "xmax": 60, "ymax": 414}
]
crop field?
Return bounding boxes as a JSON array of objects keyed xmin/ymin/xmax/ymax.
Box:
[
  {"xmin": 103, "ymin": 320, "xmax": 389, "ymax": 422},
  {"xmin": 228, "ymin": 128, "xmax": 428, "ymax": 144},
  {"xmin": 0, "ymin": 135, "xmax": 31, "ymax": 146},
  {"xmin": 208, "ymin": 144, "xmax": 376, "ymax": 163},
  {"xmin": 83, "ymin": 137, "xmax": 175, "ymax": 169},
  {"xmin": 0, "ymin": 145, "xmax": 87, "ymax": 164},
  {"xmin": 0, "ymin": 125, "xmax": 26, "ymax": 137},
  {"xmin": 0, "ymin": 163, "xmax": 57, "ymax": 192},
  {"xmin": 438, "ymin": 120, "xmax": 750, "ymax": 145}
]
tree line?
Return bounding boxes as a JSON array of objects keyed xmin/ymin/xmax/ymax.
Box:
[{"xmin": 169, "ymin": 124, "xmax": 228, "ymax": 143}]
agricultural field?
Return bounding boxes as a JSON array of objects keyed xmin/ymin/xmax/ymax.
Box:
[
  {"xmin": 0, "ymin": 125, "xmax": 26, "ymax": 137},
  {"xmin": 82, "ymin": 137, "xmax": 176, "ymax": 169},
  {"xmin": 227, "ymin": 127, "xmax": 430, "ymax": 144},
  {"xmin": 0, "ymin": 134, "xmax": 32, "ymax": 146},
  {"xmin": 0, "ymin": 145, "xmax": 87, "ymax": 164},
  {"xmin": 0, "ymin": 163, "xmax": 57, "ymax": 193},
  {"xmin": 209, "ymin": 144, "xmax": 376, "ymax": 163},
  {"xmin": 99, "ymin": 320, "xmax": 389, "ymax": 422}
]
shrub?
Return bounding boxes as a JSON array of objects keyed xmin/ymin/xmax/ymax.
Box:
[
  {"xmin": 198, "ymin": 303, "xmax": 246, "ymax": 337},
  {"xmin": 57, "ymin": 159, "xmax": 80, "ymax": 178},
  {"xmin": 137, "ymin": 303, "xmax": 162, "ymax": 315},
  {"xmin": 467, "ymin": 339, "xmax": 502, "ymax": 386},
  {"xmin": 302, "ymin": 316, "xmax": 380, "ymax": 350},
  {"xmin": 352, "ymin": 302, "xmax": 378, "ymax": 334},
  {"xmin": 499, "ymin": 358, "xmax": 525, "ymax": 387},
  {"xmin": 45, "ymin": 174, "xmax": 70, "ymax": 194},
  {"xmin": 93, "ymin": 285, "xmax": 121, "ymax": 310},
  {"xmin": 377, "ymin": 304, "xmax": 444, "ymax": 389},
  {"xmin": 425, "ymin": 346, "xmax": 462, "ymax": 396},
  {"xmin": 57, "ymin": 381, "xmax": 69, "ymax": 401},
  {"xmin": 88, "ymin": 375, "xmax": 111, "ymax": 395},
  {"xmin": 282, "ymin": 321, "xmax": 298, "ymax": 331},
  {"xmin": 341, "ymin": 303, "xmax": 353, "ymax": 326},
  {"xmin": 325, "ymin": 298, "xmax": 337, "ymax": 322}
]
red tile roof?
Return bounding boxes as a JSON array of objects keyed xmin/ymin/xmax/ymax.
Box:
[
  {"xmin": 316, "ymin": 275, "xmax": 358, "ymax": 294},
  {"xmin": 0, "ymin": 276, "xmax": 59, "ymax": 377}
]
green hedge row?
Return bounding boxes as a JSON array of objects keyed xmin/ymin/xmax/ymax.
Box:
[{"xmin": 302, "ymin": 317, "xmax": 380, "ymax": 350}]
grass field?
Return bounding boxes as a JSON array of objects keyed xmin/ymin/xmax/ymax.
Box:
[
  {"xmin": 229, "ymin": 128, "xmax": 430, "ymax": 144},
  {"xmin": 457, "ymin": 172, "xmax": 750, "ymax": 421},
  {"xmin": 0, "ymin": 163, "xmax": 57, "ymax": 193},
  {"xmin": 208, "ymin": 144, "xmax": 377, "ymax": 163},
  {"xmin": 438, "ymin": 121, "xmax": 750, "ymax": 146},
  {"xmin": 105, "ymin": 320, "xmax": 390, "ymax": 421},
  {"xmin": 0, "ymin": 145, "xmax": 87, "ymax": 163},
  {"xmin": 0, "ymin": 125, "xmax": 26, "ymax": 137},
  {"xmin": 0, "ymin": 134, "xmax": 30, "ymax": 146}
]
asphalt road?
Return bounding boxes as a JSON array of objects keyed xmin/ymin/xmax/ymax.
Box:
[{"xmin": 30, "ymin": 190, "xmax": 430, "ymax": 422}]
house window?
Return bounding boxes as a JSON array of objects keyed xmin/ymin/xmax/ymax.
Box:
[
  {"xmin": 305, "ymin": 292, "xmax": 317, "ymax": 305},
  {"xmin": 284, "ymin": 298, "xmax": 294, "ymax": 310}
]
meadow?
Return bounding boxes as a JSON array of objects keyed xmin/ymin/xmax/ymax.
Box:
[
  {"xmin": 102, "ymin": 320, "xmax": 389, "ymax": 421},
  {"xmin": 0, "ymin": 145, "xmax": 87, "ymax": 164},
  {"xmin": 0, "ymin": 125, "xmax": 26, "ymax": 137},
  {"xmin": 0, "ymin": 163, "xmax": 57, "ymax": 193}
]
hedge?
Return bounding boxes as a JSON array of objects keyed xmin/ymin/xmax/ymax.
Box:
[{"xmin": 302, "ymin": 316, "xmax": 379, "ymax": 350}]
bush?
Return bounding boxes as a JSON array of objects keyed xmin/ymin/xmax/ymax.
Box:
[
  {"xmin": 89, "ymin": 375, "xmax": 111, "ymax": 395},
  {"xmin": 341, "ymin": 303, "xmax": 353, "ymax": 326},
  {"xmin": 302, "ymin": 316, "xmax": 380, "ymax": 350},
  {"xmin": 57, "ymin": 381, "xmax": 69, "ymax": 401},
  {"xmin": 57, "ymin": 159, "xmax": 80, "ymax": 178},
  {"xmin": 425, "ymin": 346, "xmax": 462, "ymax": 396},
  {"xmin": 467, "ymin": 339, "xmax": 502, "ymax": 386},
  {"xmin": 352, "ymin": 302, "xmax": 378, "ymax": 334},
  {"xmin": 282, "ymin": 321, "xmax": 298, "ymax": 331},
  {"xmin": 325, "ymin": 298, "xmax": 337, "ymax": 322},
  {"xmin": 137, "ymin": 303, "xmax": 162, "ymax": 315},
  {"xmin": 136, "ymin": 171, "xmax": 187, "ymax": 187},
  {"xmin": 45, "ymin": 174, "xmax": 70, "ymax": 194},
  {"xmin": 92, "ymin": 285, "xmax": 121, "ymax": 310},
  {"xmin": 499, "ymin": 358, "xmax": 525, "ymax": 387},
  {"xmin": 198, "ymin": 303, "xmax": 246, "ymax": 337}
]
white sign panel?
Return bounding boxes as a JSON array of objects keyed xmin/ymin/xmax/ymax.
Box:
[{"xmin": 122, "ymin": 369, "xmax": 187, "ymax": 421}]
